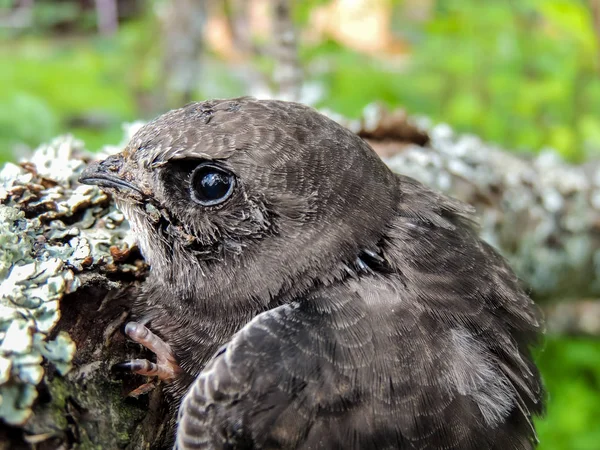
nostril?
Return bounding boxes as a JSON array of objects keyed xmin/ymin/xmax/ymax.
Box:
[{"xmin": 102, "ymin": 155, "xmax": 124, "ymax": 172}]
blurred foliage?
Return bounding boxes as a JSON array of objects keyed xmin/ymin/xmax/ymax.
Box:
[
  {"xmin": 1, "ymin": 0, "xmax": 599, "ymax": 161},
  {"xmin": 535, "ymin": 337, "xmax": 600, "ymax": 450},
  {"xmin": 0, "ymin": 36, "xmax": 134, "ymax": 155},
  {"xmin": 1, "ymin": 0, "xmax": 600, "ymax": 448},
  {"xmin": 301, "ymin": 0, "xmax": 600, "ymax": 161}
]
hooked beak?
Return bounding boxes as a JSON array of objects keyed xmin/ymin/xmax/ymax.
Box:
[{"xmin": 78, "ymin": 154, "xmax": 144, "ymax": 197}]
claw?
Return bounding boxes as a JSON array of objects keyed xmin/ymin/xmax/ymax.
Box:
[
  {"xmin": 112, "ymin": 361, "xmax": 136, "ymax": 372},
  {"xmin": 112, "ymin": 359, "xmax": 164, "ymax": 375}
]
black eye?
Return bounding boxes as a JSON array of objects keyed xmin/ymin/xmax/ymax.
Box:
[{"xmin": 190, "ymin": 163, "xmax": 235, "ymax": 206}]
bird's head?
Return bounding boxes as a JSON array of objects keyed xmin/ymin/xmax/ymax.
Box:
[{"xmin": 79, "ymin": 98, "xmax": 398, "ymax": 313}]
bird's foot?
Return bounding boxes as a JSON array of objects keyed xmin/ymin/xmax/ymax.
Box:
[{"xmin": 116, "ymin": 321, "xmax": 181, "ymax": 382}]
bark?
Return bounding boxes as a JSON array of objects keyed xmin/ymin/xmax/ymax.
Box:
[
  {"xmin": 0, "ymin": 135, "xmax": 168, "ymax": 449},
  {"xmin": 156, "ymin": 0, "xmax": 207, "ymax": 110},
  {"xmin": 94, "ymin": 0, "xmax": 118, "ymax": 35},
  {"xmin": 1, "ymin": 107, "xmax": 599, "ymax": 448},
  {"xmin": 270, "ymin": 0, "xmax": 302, "ymax": 100}
]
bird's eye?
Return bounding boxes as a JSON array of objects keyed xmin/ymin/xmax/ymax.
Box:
[{"xmin": 190, "ymin": 163, "xmax": 235, "ymax": 206}]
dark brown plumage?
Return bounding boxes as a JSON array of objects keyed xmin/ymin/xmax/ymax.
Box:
[{"xmin": 79, "ymin": 97, "xmax": 544, "ymax": 450}]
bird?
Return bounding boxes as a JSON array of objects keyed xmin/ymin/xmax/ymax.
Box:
[{"xmin": 79, "ymin": 97, "xmax": 544, "ymax": 450}]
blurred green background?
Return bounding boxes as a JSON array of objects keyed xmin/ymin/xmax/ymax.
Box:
[{"xmin": 1, "ymin": 0, "xmax": 600, "ymax": 448}]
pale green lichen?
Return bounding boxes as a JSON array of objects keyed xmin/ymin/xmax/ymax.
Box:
[
  {"xmin": 378, "ymin": 113, "xmax": 599, "ymax": 299},
  {"xmin": 0, "ymin": 130, "xmax": 143, "ymax": 426}
]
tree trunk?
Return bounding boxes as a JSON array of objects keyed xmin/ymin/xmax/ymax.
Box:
[{"xmin": 1, "ymin": 107, "xmax": 598, "ymax": 448}]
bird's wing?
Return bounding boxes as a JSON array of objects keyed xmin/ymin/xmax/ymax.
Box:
[{"xmin": 175, "ymin": 277, "xmax": 538, "ymax": 450}]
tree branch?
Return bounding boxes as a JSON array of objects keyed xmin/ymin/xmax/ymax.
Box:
[
  {"xmin": 2, "ymin": 106, "xmax": 599, "ymax": 447},
  {"xmin": 341, "ymin": 105, "xmax": 600, "ymax": 301},
  {"xmin": 271, "ymin": 0, "xmax": 302, "ymax": 100}
]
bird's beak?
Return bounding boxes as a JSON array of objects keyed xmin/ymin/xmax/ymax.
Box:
[{"xmin": 79, "ymin": 154, "xmax": 144, "ymax": 197}]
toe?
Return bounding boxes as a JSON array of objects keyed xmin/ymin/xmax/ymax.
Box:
[{"xmin": 122, "ymin": 321, "xmax": 181, "ymax": 381}]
